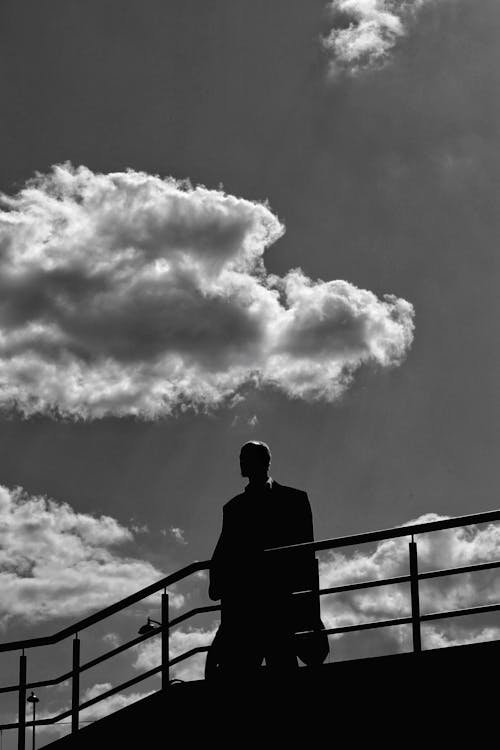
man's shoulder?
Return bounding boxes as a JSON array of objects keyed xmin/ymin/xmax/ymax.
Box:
[
  {"xmin": 272, "ymin": 481, "xmax": 309, "ymax": 502},
  {"xmin": 222, "ymin": 481, "xmax": 309, "ymax": 512},
  {"xmin": 272, "ymin": 480, "xmax": 307, "ymax": 496},
  {"xmin": 223, "ymin": 492, "xmax": 246, "ymax": 513}
]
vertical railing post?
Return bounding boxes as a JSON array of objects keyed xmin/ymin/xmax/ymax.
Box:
[
  {"xmin": 409, "ymin": 537, "xmax": 422, "ymax": 653},
  {"xmin": 71, "ymin": 636, "xmax": 80, "ymax": 734},
  {"xmin": 18, "ymin": 651, "xmax": 26, "ymax": 750},
  {"xmin": 161, "ymin": 591, "xmax": 169, "ymax": 690},
  {"xmin": 31, "ymin": 696, "xmax": 36, "ymax": 750}
]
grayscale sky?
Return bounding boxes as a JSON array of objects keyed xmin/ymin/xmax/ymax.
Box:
[{"xmin": 1, "ymin": 1, "xmax": 500, "ymax": 743}]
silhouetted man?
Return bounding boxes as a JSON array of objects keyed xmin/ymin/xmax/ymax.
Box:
[{"xmin": 208, "ymin": 441, "xmax": 326, "ymax": 675}]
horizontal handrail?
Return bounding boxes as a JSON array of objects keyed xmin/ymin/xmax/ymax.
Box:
[
  {"xmin": 317, "ymin": 560, "xmax": 500, "ymax": 598},
  {"xmin": 419, "ymin": 560, "xmax": 500, "ymax": 580},
  {"xmin": 318, "ymin": 574, "xmax": 411, "ymax": 596},
  {"xmin": 323, "ymin": 600, "xmax": 500, "ymax": 636},
  {"xmin": 170, "ymin": 604, "xmax": 221, "ymax": 629},
  {"xmin": 420, "ymin": 602, "xmax": 500, "ymax": 622},
  {"xmin": 169, "ymin": 646, "xmax": 209, "ymax": 668},
  {"xmin": 324, "ymin": 615, "xmax": 413, "ymax": 635},
  {"xmin": 265, "ymin": 508, "xmax": 500, "ymax": 555}
]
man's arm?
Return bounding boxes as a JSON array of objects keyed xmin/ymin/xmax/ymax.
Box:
[
  {"xmin": 287, "ymin": 490, "xmax": 317, "ymax": 593},
  {"xmin": 291, "ymin": 491, "xmax": 321, "ymax": 630},
  {"xmin": 297, "ymin": 491, "xmax": 314, "ymax": 544},
  {"xmin": 208, "ymin": 507, "xmax": 228, "ymax": 601}
]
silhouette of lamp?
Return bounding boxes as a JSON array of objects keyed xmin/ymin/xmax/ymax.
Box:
[
  {"xmin": 138, "ymin": 617, "xmax": 161, "ymax": 635},
  {"xmin": 27, "ymin": 691, "xmax": 39, "ymax": 750},
  {"xmin": 137, "ymin": 615, "xmax": 180, "ymax": 687}
]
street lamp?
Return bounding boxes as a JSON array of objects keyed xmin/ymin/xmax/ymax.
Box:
[
  {"xmin": 26, "ymin": 691, "xmax": 39, "ymax": 750},
  {"xmin": 137, "ymin": 617, "xmax": 161, "ymax": 635}
]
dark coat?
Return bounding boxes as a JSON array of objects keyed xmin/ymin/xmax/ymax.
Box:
[{"xmin": 209, "ymin": 480, "xmax": 319, "ymax": 634}]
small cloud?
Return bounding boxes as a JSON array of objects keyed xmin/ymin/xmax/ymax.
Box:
[
  {"xmin": 170, "ymin": 527, "xmax": 188, "ymax": 545},
  {"xmin": 102, "ymin": 632, "xmax": 121, "ymax": 649},
  {"xmin": 322, "ymin": 0, "xmax": 433, "ymax": 76},
  {"xmin": 248, "ymin": 415, "xmax": 259, "ymax": 428},
  {"xmin": 130, "ymin": 523, "xmax": 149, "ymax": 534}
]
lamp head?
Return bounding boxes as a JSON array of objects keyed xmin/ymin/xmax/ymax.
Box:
[{"xmin": 138, "ymin": 617, "xmax": 161, "ymax": 635}]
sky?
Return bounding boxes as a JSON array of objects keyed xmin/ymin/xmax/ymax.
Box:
[{"xmin": 1, "ymin": 0, "xmax": 500, "ymax": 744}]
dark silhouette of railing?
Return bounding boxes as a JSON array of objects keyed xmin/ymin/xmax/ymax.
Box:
[{"xmin": 1, "ymin": 509, "xmax": 500, "ymax": 749}]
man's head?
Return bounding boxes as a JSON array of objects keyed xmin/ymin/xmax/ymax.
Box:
[{"xmin": 239, "ymin": 441, "xmax": 271, "ymax": 481}]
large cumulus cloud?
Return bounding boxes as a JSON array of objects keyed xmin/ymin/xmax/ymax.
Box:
[
  {"xmin": 0, "ymin": 164, "xmax": 414, "ymax": 418},
  {"xmin": 0, "ymin": 484, "xmax": 182, "ymax": 626}
]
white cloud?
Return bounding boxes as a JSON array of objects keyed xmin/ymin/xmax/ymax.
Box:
[
  {"xmin": 0, "ymin": 484, "xmax": 183, "ymax": 626},
  {"xmin": 129, "ymin": 522, "xmax": 149, "ymax": 534},
  {"xmin": 0, "ymin": 164, "xmax": 414, "ymax": 419},
  {"xmin": 323, "ymin": 0, "xmax": 432, "ymax": 76},
  {"xmin": 132, "ymin": 625, "xmax": 217, "ymax": 681},
  {"xmin": 420, "ymin": 625, "xmax": 500, "ymax": 650},
  {"xmin": 79, "ymin": 683, "xmax": 155, "ymax": 723},
  {"xmin": 319, "ymin": 513, "xmax": 500, "ymax": 650},
  {"xmin": 102, "ymin": 632, "xmax": 122, "ymax": 649},
  {"xmin": 170, "ymin": 527, "xmax": 187, "ymax": 545}
]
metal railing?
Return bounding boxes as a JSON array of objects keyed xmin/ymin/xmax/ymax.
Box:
[{"xmin": 1, "ymin": 508, "xmax": 500, "ymax": 748}]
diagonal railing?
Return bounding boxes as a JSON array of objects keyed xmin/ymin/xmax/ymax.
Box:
[{"xmin": 1, "ymin": 509, "xmax": 500, "ymax": 749}]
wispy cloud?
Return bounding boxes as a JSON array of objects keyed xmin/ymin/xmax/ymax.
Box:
[
  {"xmin": 0, "ymin": 164, "xmax": 414, "ymax": 418},
  {"xmin": 170, "ymin": 527, "xmax": 187, "ymax": 545},
  {"xmin": 79, "ymin": 683, "xmax": 155, "ymax": 722},
  {"xmin": 322, "ymin": 0, "xmax": 433, "ymax": 76},
  {"xmin": 0, "ymin": 484, "xmax": 183, "ymax": 626},
  {"xmin": 102, "ymin": 632, "xmax": 122, "ymax": 649}
]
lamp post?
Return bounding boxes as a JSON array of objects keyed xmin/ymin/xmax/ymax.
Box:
[
  {"xmin": 26, "ymin": 692, "xmax": 39, "ymax": 750},
  {"xmin": 138, "ymin": 603, "xmax": 170, "ymax": 689}
]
